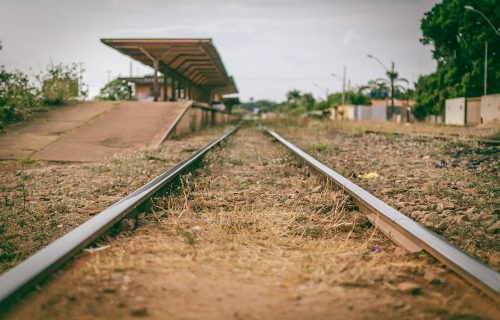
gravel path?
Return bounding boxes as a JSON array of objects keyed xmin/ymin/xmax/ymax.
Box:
[
  {"xmin": 0, "ymin": 127, "xmax": 227, "ymax": 273},
  {"xmin": 6, "ymin": 127, "xmax": 497, "ymax": 319},
  {"xmin": 270, "ymin": 119, "xmax": 499, "ymax": 269}
]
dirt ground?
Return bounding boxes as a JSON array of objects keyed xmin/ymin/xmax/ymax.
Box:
[
  {"xmin": 5, "ymin": 127, "xmax": 498, "ymax": 319},
  {"xmin": 267, "ymin": 118, "xmax": 499, "ymax": 269},
  {"xmin": 0, "ymin": 127, "xmax": 227, "ymax": 272}
]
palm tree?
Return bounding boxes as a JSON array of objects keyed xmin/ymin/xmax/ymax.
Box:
[
  {"xmin": 359, "ymin": 79, "xmax": 389, "ymax": 98},
  {"xmin": 386, "ymin": 70, "xmax": 409, "ymax": 99}
]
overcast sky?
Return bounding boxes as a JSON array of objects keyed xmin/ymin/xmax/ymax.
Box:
[{"xmin": 0, "ymin": 0, "xmax": 438, "ymax": 101}]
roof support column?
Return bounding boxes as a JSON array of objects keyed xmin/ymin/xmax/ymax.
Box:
[
  {"xmin": 182, "ymin": 77, "xmax": 186, "ymax": 99},
  {"xmin": 163, "ymin": 71, "xmax": 168, "ymax": 101},
  {"xmin": 172, "ymin": 74, "xmax": 177, "ymax": 101},
  {"xmin": 153, "ymin": 60, "xmax": 159, "ymax": 102},
  {"xmin": 180, "ymin": 77, "xmax": 183, "ymax": 100}
]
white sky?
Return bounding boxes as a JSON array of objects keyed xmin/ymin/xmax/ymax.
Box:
[{"xmin": 0, "ymin": 0, "xmax": 438, "ymax": 101}]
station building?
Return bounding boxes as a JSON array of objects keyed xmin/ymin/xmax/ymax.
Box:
[{"xmin": 101, "ymin": 38, "xmax": 238, "ymax": 104}]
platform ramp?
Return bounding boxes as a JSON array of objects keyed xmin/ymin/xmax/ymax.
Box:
[{"xmin": 32, "ymin": 101, "xmax": 186, "ymax": 162}]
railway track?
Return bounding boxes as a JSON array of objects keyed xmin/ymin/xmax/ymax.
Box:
[{"xmin": 0, "ymin": 125, "xmax": 498, "ymax": 315}]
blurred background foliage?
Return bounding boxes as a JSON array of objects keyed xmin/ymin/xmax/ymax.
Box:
[{"xmin": 0, "ymin": 63, "xmax": 86, "ymax": 130}]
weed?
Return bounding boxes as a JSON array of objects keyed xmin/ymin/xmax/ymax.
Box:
[{"xmin": 308, "ymin": 143, "xmax": 330, "ymax": 153}]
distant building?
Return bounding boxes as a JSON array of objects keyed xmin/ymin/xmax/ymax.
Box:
[
  {"xmin": 331, "ymin": 99, "xmax": 415, "ymax": 122},
  {"xmin": 118, "ymin": 75, "xmax": 238, "ymax": 112}
]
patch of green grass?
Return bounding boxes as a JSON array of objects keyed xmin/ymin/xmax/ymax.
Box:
[
  {"xmin": 308, "ymin": 143, "xmax": 330, "ymax": 153},
  {"xmin": 485, "ymin": 131, "xmax": 500, "ymax": 141},
  {"xmin": 444, "ymin": 140, "xmax": 471, "ymax": 149},
  {"xmin": 19, "ymin": 157, "xmax": 36, "ymax": 166}
]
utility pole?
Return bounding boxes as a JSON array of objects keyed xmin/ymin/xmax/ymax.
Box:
[
  {"xmin": 464, "ymin": 5, "xmax": 500, "ymax": 95},
  {"xmin": 106, "ymin": 70, "xmax": 111, "ymax": 83},
  {"xmin": 342, "ymin": 65, "xmax": 346, "ymax": 106},
  {"xmin": 390, "ymin": 61, "xmax": 395, "ymax": 108},
  {"xmin": 130, "ymin": 61, "xmax": 133, "ymax": 78},
  {"xmin": 484, "ymin": 42, "xmax": 488, "ymax": 95},
  {"xmin": 331, "ymin": 67, "xmax": 347, "ymax": 105}
]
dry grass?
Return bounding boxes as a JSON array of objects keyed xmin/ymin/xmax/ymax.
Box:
[
  {"xmin": 0, "ymin": 126, "xmax": 229, "ymax": 272},
  {"xmin": 266, "ymin": 118, "xmax": 500, "ymax": 269},
  {"xmin": 5, "ymin": 127, "xmax": 497, "ymax": 320}
]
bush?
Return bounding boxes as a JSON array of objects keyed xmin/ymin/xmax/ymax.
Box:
[
  {"xmin": 38, "ymin": 63, "xmax": 84, "ymax": 105},
  {"xmin": 98, "ymin": 78, "xmax": 135, "ymax": 101},
  {"xmin": 0, "ymin": 67, "xmax": 41, "ymax": 130}
]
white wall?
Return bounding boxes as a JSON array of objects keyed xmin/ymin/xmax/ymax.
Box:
[
  {"xmin": 370, "ymin": 105, "xmax": 387, "ymax": 121},
  {"xmin": 445, "ymin": 97, "xmax": 466, "ymax": 125},
  {"xmin": 481, "ymin": 94, "xmax": 500, "ymax": 123}
]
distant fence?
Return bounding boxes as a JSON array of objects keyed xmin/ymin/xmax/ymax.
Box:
[{"xmin": 445, "ymin": 94, "xmax": 499, "ymax": 125}]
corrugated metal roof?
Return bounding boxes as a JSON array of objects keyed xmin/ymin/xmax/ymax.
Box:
[{"xmin": 101, "ymin": 38, "xmax": 237, "ymax": 94}]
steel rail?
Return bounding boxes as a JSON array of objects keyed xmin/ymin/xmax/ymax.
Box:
[
  {"xmin": 264, "ymin": 127, "xmax": 500, "ymax": 302},
  {"xmin": 0, "ymin": 126, "xmax": 239, "ymax": 309}
]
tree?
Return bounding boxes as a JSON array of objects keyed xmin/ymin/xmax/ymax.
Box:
[
  {"xmin": 99, "ymin": 78, "xmax": 135, "ymax": 101},
  {"xmin": 0, "ymin": 67, "xmax": 41, "ymax": 129},
  {"xmin": 38, "ymin": 63, "xmax": 85, "ymax": 105},
  {"xmin": 360, "ymin": 79, "xmax": 389, "ymax": 98},
  {"xmin": 301, "ymin": 92, "xmax": 316, "ymax": 111},
  {"xmin": 416, "ymin": 0, "xmax": 499, "ymax": 117},
  {"xmin": 286, "ymin": 89, "xmax": 302, "ymax": 104}
]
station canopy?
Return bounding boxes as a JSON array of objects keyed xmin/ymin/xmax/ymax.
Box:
[{"xmin": 101, "ymin": 38, "xmax": 237, "ymax": 95}]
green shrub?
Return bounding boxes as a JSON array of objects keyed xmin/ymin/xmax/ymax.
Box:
[
  {"xmin": 38, "ymin": 63, "xmax": 83, "ymax": 105},
  {"xmin": 0, "ymin": 67, "xmax": 41, "ymax": 129},
  {"xmin": 98, "ymin": 78, "xmax": 135, "ymax": 101}
]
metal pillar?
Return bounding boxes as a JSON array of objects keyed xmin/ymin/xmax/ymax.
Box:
[
  {"xmin": 484, "ymin": 41, "xmax": 488, "ymax": 96},
  {"xmin": 153, "ymin": 60, "xmax": 159, "ymax": 102},
  {"xmin": 172, "ymin": 75, "xmax": 177, "ymax": 101},
  {"xmin": 163, "ymin": 72, "xmax": 168, "ymax": 101}
]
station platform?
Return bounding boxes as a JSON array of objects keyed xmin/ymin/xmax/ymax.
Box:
[{"xmin": 0, "ymin": 101, "xmax": 187, "ymax": 162}]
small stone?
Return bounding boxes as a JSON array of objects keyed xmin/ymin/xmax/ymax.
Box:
[
  {"xmin": 121, "ymin": 219, "xmax": 136, "ymax": 231},
  {"xmin": 311, "ymin": 185, "xmax": 322, "ymax": 193},
  {"xmin": 488, "ymin": 253, "xmax": 500, "ymax": 269},
  {"xmin": 441, "ymin": 209, "xmax": 452, "ymax": 216},
  {"xmin": 486, "ymin": 221, "xmax": 500, "ymax": 234},
  {"xmin": 410, "ymin": 210, "xmax": 423, "ymax": 219},
  {"xmin": 436, "ymin": 203, "xmax": 444, "ymax": 212},
  {"xmin": 424, "ymin": 270, "xmax": 445, "ymax": 285},
  {"xmin": 465, "ymin": 207, "xmax": 474, "ymax": 215},
  {"xmin": 394, "ymin": 247, "xmax": 408, "ymax": 256},
  {"xmin": 443, "ymin": 202, "xmax": 455, "ymax": 209},
  {"xmin": 190, "ymin": 226, "xmax": 202, "ymax": 233},
  {"xmin": 397, "ymin": 282, "xmax": 421, "ymax": 295}
]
